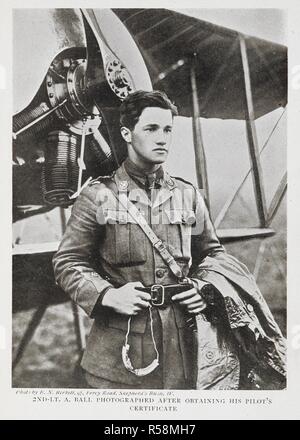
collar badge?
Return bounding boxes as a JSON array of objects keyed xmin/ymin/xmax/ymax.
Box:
[
  {"xmin": 167, "ymin": 178, "xmax": 174, "ymax": 187},
  {"xmin": 119, "ymin": 180, "xmax": 129, "ymax": 191}
]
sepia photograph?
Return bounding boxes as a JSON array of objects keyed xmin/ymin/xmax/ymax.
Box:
[{"xmin": 11, "ymin": 6, "xmax": 287, "ymax": 395}]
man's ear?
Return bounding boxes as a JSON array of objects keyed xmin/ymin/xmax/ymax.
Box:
[{"xmin": 120, "ymin": 126, "xmax": 132, "ymax": 143}]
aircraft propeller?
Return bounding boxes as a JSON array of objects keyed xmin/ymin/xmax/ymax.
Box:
[{"xmin": 12, "ymin": 9, "xmax": 152, "ymax": 216}]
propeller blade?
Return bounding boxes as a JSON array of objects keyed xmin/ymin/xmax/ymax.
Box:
[
  {"xmin": 80, "ymin": 9, "xmax": 152, "ymax": 104},
  {"xmin": 80, "ymin": 10, "xmax": 106, "ymax": 99}
]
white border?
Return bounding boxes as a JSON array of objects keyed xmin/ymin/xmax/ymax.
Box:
[{"xmin": 1, "ymin": 0, "xmax": 300, "ymax": 420}]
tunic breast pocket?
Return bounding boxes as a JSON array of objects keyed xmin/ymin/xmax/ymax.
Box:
[
  {"xmin": 164, "ymin": 209, "xmax": 195, "ymax": 260},
  {"xmin": 100, "ymin": 209, "xmax": 147, "ymax": 266}
]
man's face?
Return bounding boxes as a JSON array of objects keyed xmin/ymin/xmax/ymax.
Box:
[{"xmin": 125, "ymin": 107, "xmax": 174, "ymax": 167}]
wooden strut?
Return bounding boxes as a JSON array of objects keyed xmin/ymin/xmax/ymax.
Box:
[
  {"xmin": 267, "ymin": 172, "xmax": 287, "ymax": 226},
  {"xmin": 12, "ymin": 304, "xmax": 48, "ymax": 372},
  {"xmin": 214, "ymin": 108, "xmax": 286, "ymax": 229},
  {"xmin": 239, "ymin": 34, "xmax": 268, "ymax": 228},
  {"xmin": 190, "ymin": 54, "xmax": 210, "ymax": 209}
]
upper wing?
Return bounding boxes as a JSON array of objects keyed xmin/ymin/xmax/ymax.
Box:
[{"xmin": 113, "ymin": 8, "xmax": 287, "ymax": 120}]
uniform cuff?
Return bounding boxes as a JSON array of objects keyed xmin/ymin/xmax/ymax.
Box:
[
  {"xmin": 90, "ymin": 285, "xmax": 113, "ymax": 318},
  {"xmin": 76, "ymin": 276, "xmax": 113, "ymax": 317}
]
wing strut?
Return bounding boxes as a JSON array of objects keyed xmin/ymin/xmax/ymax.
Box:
[
  {"xmin": 214, "ymin": 108, "xmax": 286, "ymax": 229},
  {"xmin": 267, "ymin": 172, "xmax": 287, "ymax": 226},
  {"xmin": 190, "ymin": 54, "xmax": 210, "ymax": 208},
  {"xmin": 239, "ymin": 34, "xmax": 267, "ymax": 227}
]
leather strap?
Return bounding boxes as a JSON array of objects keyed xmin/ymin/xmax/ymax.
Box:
[{"xmin": 116, "ymin": 193, "xmax": 184, "ymax": 280}]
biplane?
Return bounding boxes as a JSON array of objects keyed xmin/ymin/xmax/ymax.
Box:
[{"xmin": 12, "ymin": 8, "xmax": 287, "ymax": 379}]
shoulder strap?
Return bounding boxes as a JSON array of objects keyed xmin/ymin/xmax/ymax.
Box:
[{"xmin": 117, "ymin": 194, "xmax": 184, "ymax": 281}]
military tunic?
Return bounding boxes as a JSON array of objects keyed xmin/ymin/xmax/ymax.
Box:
[{"xmin": 52, "ymin": 159, "xmax": 224, "ymax": 388}]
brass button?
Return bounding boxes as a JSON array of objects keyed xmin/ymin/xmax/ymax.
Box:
[
  {"xmin": 156, "ymin": 269, "xmax": 165, "ymax": 278},
  {"xmin": 118, "ymin": 180, "xmax": 128, "ymax": 191},
  {"xmin": 182, "ymin": 211, "xmax": 196, "ymax": 225},
  {"xmin": 247, "ymin": 304, "xmax": 254, "ymax": 313}
]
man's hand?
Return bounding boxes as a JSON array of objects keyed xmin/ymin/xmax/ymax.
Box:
[
  {"xmin": 172, "ymin": 280, "xmax": 208, "ymax": 314},
  {"xmin": 102, "ymin": 282, "xmax": 151, "ymax": 316}
]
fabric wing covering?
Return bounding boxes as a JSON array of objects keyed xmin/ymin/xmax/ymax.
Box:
[{"xmin": 113, "ymin": 8, "xmax": 287, "ymax": 120}]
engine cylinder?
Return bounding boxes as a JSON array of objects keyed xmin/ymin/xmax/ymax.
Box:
[
  {"xmin": 41, "ymin": 130, "xmax": 79, "ymax": 206},
  {"xmin": 13, "ymin": 102, "xmax": 55, "ymax": 138}
]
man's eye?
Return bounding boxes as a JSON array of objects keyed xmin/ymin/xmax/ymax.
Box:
[
  {"xmin": 165, "ymin": 128, "xmax": 172, "ymax": 133},
  {"xmin": 145, "ymin": 127, "xmax": 155, "ymax": 132}
]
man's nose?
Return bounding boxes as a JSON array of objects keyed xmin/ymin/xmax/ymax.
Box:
[
  {"xmin": 156, "ymin": 139, "xmax": 167, "ymax": 146},
  {"xmin": 155, "ymin": 130, "xmax": 168, "ymax": 145}
]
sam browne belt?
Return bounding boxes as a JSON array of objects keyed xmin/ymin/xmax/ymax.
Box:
[
  {"xmin": 112, "ymin": 186, "xmax": 196, "ymax": 377},
  {"xmin": 135, "ymin": 281, "xmax": 194, "ymax": 308}
]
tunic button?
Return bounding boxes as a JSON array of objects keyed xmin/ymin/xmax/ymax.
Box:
[
  {"xmin": 247, "ymin": 304, "xmax": 254, "ymax": 312},
  {"xmin": 156, "ymin": 269, "xmax": 165, "ymax": 278}
]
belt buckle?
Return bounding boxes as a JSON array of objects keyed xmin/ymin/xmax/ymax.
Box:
[{"xmin": 150, "ymin": 284, "xmax": 165, "ymax": 306}]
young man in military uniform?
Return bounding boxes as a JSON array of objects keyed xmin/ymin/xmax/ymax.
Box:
[{"xmin": 53, "ymin": 90, "xmax": 286, "ymax": 390}]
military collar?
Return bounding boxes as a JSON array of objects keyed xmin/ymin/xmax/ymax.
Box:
[
  {"xmin": 116, "ymin": 161, "xmax": 176, "ymax": 191},
  {"xmin": 123, "ymin": 157, "xmax": 164, "ymax": 188},
  {"xmin": 163, "ymin": 171, "xmax": 177, "ymax": 191},
  {"xmin": 115, "ymin": 164, "xmax": 150, "ymax": 206},
  {"xmin": 115, "ymin": 163, "xmax": 177, "ymax": 207}
]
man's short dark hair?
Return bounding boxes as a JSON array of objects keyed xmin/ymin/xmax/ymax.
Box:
[{"xmin": 119, "ymin": 90, "xmax": 178, "ymax": 130}]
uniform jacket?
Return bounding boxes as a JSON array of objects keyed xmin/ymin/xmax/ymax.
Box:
[
  {"xmin": 52, "ymin": 161, "xmax": 223, "ymax": 386},
  {"xmin": 53, "ymin": 161, "xmax": 286, "ymax": 388}
]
